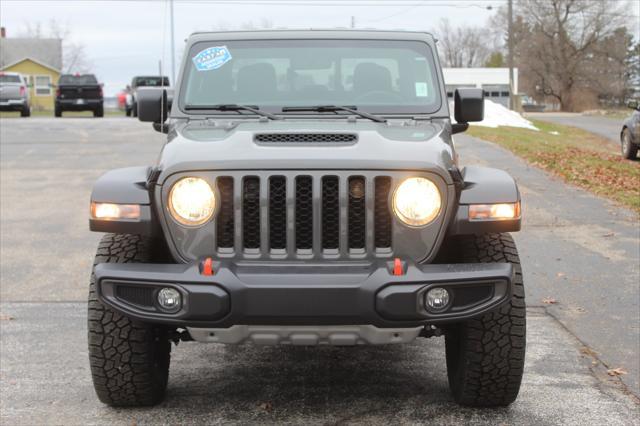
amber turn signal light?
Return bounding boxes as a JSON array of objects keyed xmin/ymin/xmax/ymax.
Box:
[
  {"xmin": 468, "ymin": 202, "xmax": 521, "ymax": 221},
  {"xmin": 90, "ymin": 202, "xmax": 141, "ymax": 220}
]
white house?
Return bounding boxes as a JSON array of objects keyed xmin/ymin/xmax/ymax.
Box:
[{"xmin": 442, "ymin": 68, "xmax": 518, "ymax": 107}]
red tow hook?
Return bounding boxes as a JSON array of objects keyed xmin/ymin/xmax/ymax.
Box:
[
  {"xmin": 393, "ymin": 258, "xmax": 405, "ymax": 276},
  {"xmin": 200, "ymin": 257, "xmax": 215, "ymax": 276}
]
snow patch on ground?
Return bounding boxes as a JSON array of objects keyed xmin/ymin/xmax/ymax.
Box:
[{"xmin": 451, "ymin": 100, "xmax": 539, "ymax": 131}]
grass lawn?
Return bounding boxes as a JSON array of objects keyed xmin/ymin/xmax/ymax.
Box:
[
  {"xmin": 0, "ymin": 110, "xmax": 125, "ymax": 118},
  {"xmin": 468, "ymin": 120, "xmax": 640, "ymax": 213}
]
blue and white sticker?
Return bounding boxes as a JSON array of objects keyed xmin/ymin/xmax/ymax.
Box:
[{"xmin": 192, "ymin": 46, "xmax": 232, "ymax": 71}]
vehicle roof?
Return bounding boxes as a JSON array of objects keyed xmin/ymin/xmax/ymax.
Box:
[{"xmin": 187, "ymin": 29, "xmax": 436, "ymax": 43}]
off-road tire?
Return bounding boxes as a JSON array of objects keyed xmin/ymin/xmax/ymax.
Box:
[
  {"xmin": 94, "ymin": 105, "xmax": 104, "ymax": 118},
  {"xmin": 442, "ymin": 233, "xmax": 526, "ymax": 407},
  {"xmin": 21, "ymin": 105, "xmax": 31, "ymax": 117},
  {"xmin": 54, "ymin": 106, "xmax": 62, "ymax": 117},
  {"xmin": 88, "ymin": 234, "xmax": 171, "ymax": 407},
  {"xmin": 621, "ymin": 128, "xmax": 638, "ymax": 160}
]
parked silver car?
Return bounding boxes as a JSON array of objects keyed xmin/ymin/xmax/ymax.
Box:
[{"xmin": 0, "ymin": 72, "xmax": 31, "ymax": 117}]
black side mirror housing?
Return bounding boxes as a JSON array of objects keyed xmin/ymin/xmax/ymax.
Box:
[
  {"xmin": 627, "ymin": 100, "xmax": 639, "ymax": 111},
  {"xmin": 454, "ymin": 88, "xmax": 485, "ymax": 123},
  {"xmin": 137, "ymin": 88, "xmax": 168, "ymax": 124}
]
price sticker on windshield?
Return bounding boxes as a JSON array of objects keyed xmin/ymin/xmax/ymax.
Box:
[
  {"xmin": 415, "ymin": 82, "xmax": 429, "ymax": 97},
  {"xmin": 193, "ymin": 46, "xmax": 232, "ymax": 71}
]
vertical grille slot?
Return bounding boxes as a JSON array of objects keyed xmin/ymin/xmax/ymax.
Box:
[
  {"xmin": 295, "ymin": 176, "xmax": 313, "ymax": 250},
  {"xmin": 269, "ymin": 176, "xmax": 287, "ymax": 250},
  {"xmin": 242, "ymin": 177, "xmax": 261, "ymax": 249},
  {"xmin": 216, "ymin": 177, "xmax": 235, "ymax": 249},
  {"xmin": 374, "ymin": 176, "xmax": 392, "ymax": 248},
  {"xmin": 348, "ymin": 176, "xmax": 366, "ymax": 249},
  {"xmin": 322, "ymin": 176, "xmax": 340, "ymax": 250}
]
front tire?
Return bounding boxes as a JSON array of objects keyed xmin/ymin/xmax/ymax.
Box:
[
  {"xmin": 442, "ymin": 233, "xmax": 526, "ymax": 407},
  {"xmin": 88, "ymin": 234, "xmax": 171, "ymax": 407},
  {"xmin": 621, "ymin": 128, "xmax": 638, "ymax": 160}
]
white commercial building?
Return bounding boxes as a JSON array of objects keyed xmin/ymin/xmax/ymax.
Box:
[{"xmin": 442, "ymin": 68, "xmax": 518, "ymax": 107}]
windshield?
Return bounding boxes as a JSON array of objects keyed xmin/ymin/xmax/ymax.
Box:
[
  {"xmin": 59, "ymin": 75, "xmax": 98, "ymax": 85},
  {"xmin": 181, "ymin": 39, "xmax": 442, "ymax": 115},
  {"xmin": 134, "ymin": 76, "xmax": 169, "ymax": 87},
  {"xmin": 0, "ymin": 74, "xmax": 21, "ymax": 84}
]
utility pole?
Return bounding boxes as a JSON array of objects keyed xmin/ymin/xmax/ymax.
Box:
[
  {"xmin": 507, "ymin": 0, "xmax": 514, "ymax": 110},
  {"xmin": 170, "ymin": 0, "xmax": 176, "ymax": 84},
  {"xmin": 351, "ymin": 16, "xmax": 355, "ymax": 29}
]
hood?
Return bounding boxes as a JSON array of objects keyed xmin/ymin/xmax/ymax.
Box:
[{"xmin": 156, "ymin": 118, "xmax": 456, "ymax": 185}]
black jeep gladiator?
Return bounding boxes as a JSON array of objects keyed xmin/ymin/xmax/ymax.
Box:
[
  {"xmin": 88, "ymin": 30, "xmax": 525, "ymax": 408},
  {"xmin": 55, "ymin": 74, "xmax": 104, "ymax": 117}
]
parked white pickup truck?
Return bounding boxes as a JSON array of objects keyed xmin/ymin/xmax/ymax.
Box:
[{"xmin": 0, "ymin": 72, "xmax": 30, "ymax": 117}]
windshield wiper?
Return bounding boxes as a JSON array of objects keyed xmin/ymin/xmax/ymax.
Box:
[
  {"xmin": 184, "ymin": 104, "xmax": 281, "ymax": 120},
  {"xmin": 281, "ymin": 105, "xmax": 387, "ymax": 123}
]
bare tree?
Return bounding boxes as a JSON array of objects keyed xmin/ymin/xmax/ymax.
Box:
[
  {"xmin": 493, "ymin": 0, "xmax": 631, "ymax": 111},
  {"xmin": 19, "ymin": 20, "xmax": 93, "ymax": 74},
  {"xmin": 433, "ymin": 19, "xmax": 494, "ymax": 68}
]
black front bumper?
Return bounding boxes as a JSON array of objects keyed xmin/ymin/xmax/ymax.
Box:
[{"xmin": 95, "ymin": 260, "xmax": 514, "ymax": 328}]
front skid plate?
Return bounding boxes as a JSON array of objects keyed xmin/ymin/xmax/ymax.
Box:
[{"xmin": 187, "ymin": 325, "xmax": 423, "ymax": 345}]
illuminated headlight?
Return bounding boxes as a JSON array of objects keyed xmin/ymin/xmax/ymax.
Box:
[
  {"xmin": 469, "ymin": 202, "xmax": 521, "ymax": 221},
  {"xmin": 90, "ymin": 202, "xmax": 140, "ymax": 220},
  {"xmin": 168, "ymin": 177, "xmax": 216, "ymax": 226},
  {"xmin": 392, "ymin": 177, "xmax": 442, "ymax": 227}
]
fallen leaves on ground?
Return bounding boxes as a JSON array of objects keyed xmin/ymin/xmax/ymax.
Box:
[
  {"xmin": 0, "ymin": 314, "xmax": 15, "ymax": 321},
  {"xmin": 607, "ymin": 367, "xmax": 627, "ymax": 376},
  {"xmin": 258, "ymin": 402, "xmax": 273, "ymax": 412}
]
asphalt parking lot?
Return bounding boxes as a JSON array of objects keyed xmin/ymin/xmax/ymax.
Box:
[{"xmin": 1, "ymin": 117, "xmax": 639, "ymax": 425}]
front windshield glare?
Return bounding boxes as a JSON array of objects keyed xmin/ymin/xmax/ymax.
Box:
[{"xmin": 182, "ymin": 39, "xmax": 441, "ymax": 114}]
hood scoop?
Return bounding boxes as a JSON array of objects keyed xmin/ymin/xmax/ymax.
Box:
[{"xmin": 254, "ymin": 133, "xmax": 357, "ymax": 144}]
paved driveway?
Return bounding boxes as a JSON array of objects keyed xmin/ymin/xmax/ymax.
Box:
[
  {"xmin": 526, "ymin": 112, "xmax": 623, "ymax": 144},
  {"xmin": 1, "ymin": 117, "xmax": 638, "ymax": 425}
]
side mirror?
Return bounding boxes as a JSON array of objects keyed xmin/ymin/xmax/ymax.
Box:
[
  {"xmin": 627, "ymin": 100, "xmax": 639, "ymax": 111},
  {"xmin": 454, "ymin": 88, "xmax": 484, "ymax": 123},
  {"xmin": 137, "ymin": 87, "xmax": 168, "ymax": 124}
]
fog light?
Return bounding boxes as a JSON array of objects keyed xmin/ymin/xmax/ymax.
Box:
[
  {"xmin": 157, "ymin": 287, "xmax": 181, "ymax": 312},
  {"xmin": 425, "ymin": 287, "xmax": 450, "ymax": 311}
]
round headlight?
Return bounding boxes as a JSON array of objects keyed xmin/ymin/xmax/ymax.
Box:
[
  {"xmin": 168, "ymin": 177, "xmax": 216, "ymax": 226},
  {"xmin": 393, "ymin": 177, "xmax": 441, "ymax": 227}
]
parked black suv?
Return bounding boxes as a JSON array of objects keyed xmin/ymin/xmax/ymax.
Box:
[
  {"xmin": 88, "ymin": 30, "xmax": 525, "ymax": 408},
  {"xmin": 55, "ymin": 74, "xmax": 104, "ymax": 117}
]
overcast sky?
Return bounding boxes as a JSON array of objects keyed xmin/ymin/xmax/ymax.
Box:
[{"xmin": 1, "ymin": 0, "xmax": 638, "ymax": 96}]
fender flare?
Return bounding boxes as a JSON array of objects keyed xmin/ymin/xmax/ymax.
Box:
[
  {"xmin": 449, "ymin": 166, "xmax": 522, "ymax": 236},
  {"xmin": 89, "ymin": 166, "xmax": 160, "ymax": 236}
]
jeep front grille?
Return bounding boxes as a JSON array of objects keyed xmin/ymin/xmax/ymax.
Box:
[{"xmin": 214, "ymin": 172, "xmax": 394, "ymax": 258}]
